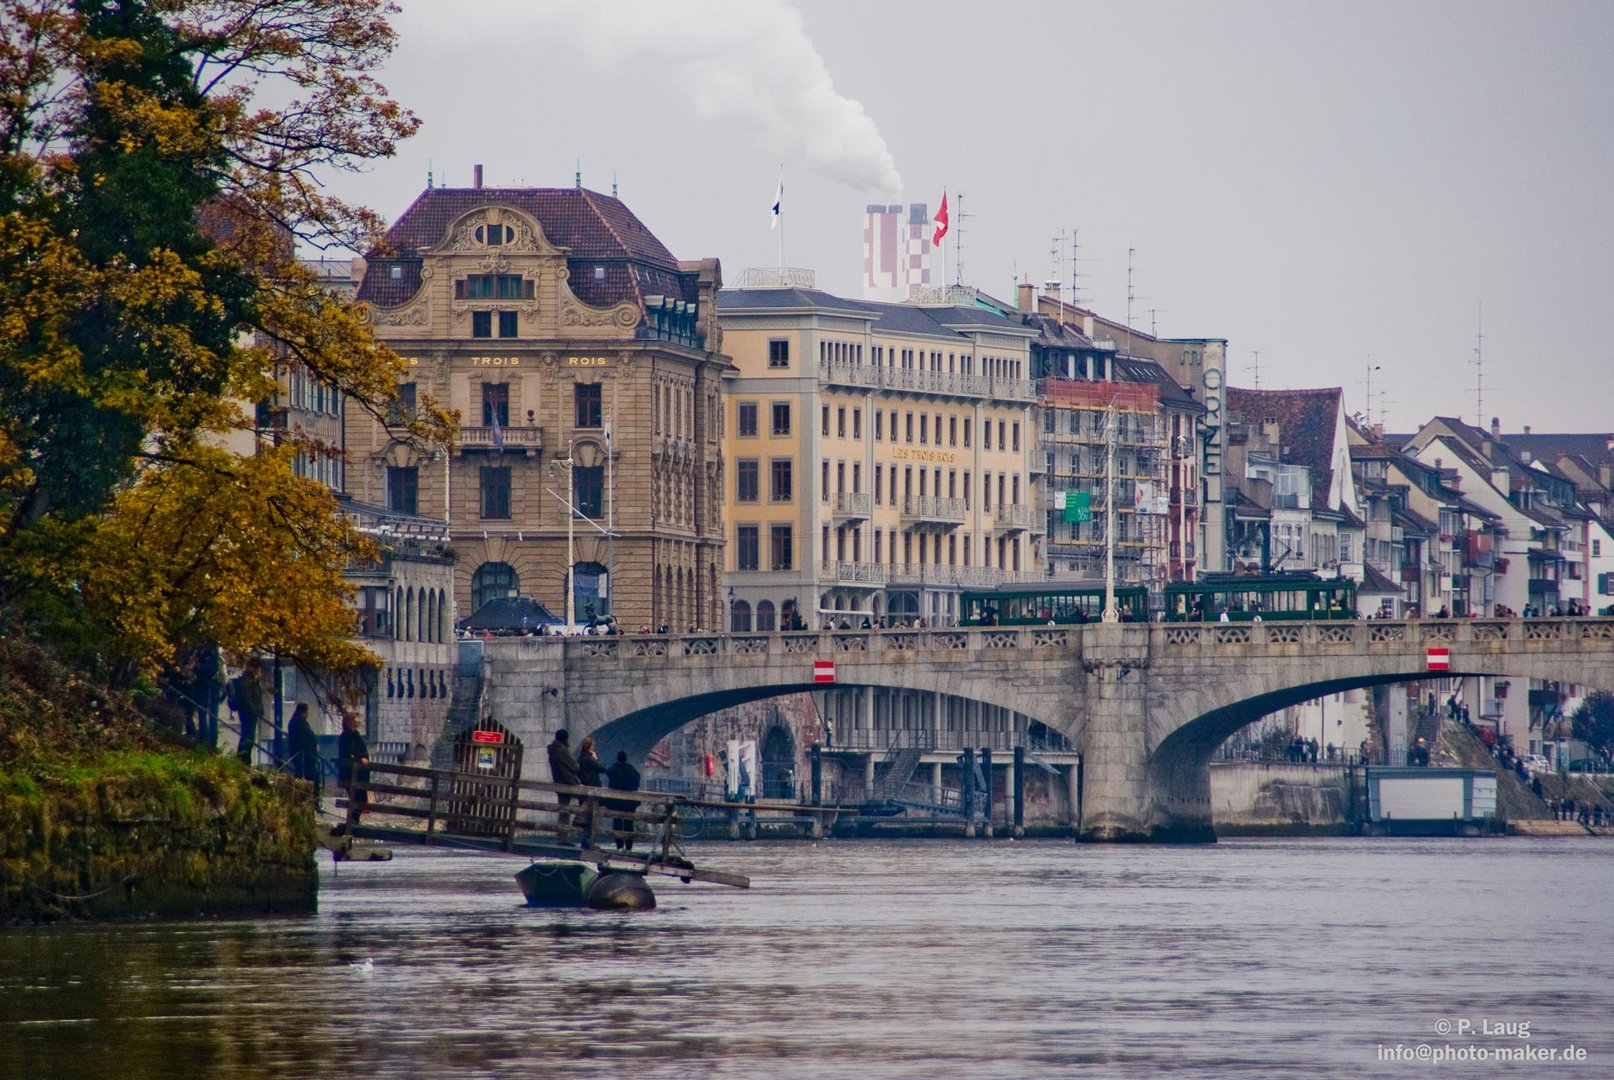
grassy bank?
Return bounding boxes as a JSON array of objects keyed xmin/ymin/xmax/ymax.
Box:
[{"xmin": 0, "ymin": 635, "xmax": 317, "ymax": 921}]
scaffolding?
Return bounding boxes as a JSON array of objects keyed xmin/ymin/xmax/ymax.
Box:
[{"xmin": 1038, "ymin": 380, "xmax": 1171, "ymax": 591}]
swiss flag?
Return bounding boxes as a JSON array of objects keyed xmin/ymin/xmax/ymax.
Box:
[
  {"xmin": 1426, "ymin": 647, "xmax": 1450, "ymax": 671},
  {"xmin": 813, "ymin": 659, "xmax": 836, "ymax": 683},
  {"xmin": 933, "ymin": 191, "xmax": 949, "ymax": 246}
]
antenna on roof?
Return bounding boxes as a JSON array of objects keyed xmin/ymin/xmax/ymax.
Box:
[
  {"xmin": 953, "ymin": 192, "xmax": 973, "ymax": 287},
  {"xmin": 1471, "ymin": 300, "xmax": 1484, "ymax": 425},
  {"xmin": 1251, "ymin": 350, "xmax": 1262, "ymax": 389},
  {"xmin": 1360, "ymin": 358, "xmax": 1381, "ymax": 427},
  {"xmin": 427, "ymin": 158, "xmax": 433, "ymax": 189},
  {"xmin": 1148, "ymin": 308, "xmax": 1166, "ymax": 337},
  {"xmin": 612, "ymin": 171, "xmax": 618, "ymax": 198},
  {"xmin": 1070, "ymin": 227, "xmax": 1094, "ymax": 308},
  {"xmin": 575, "ymin": 159, "xmax": 582, "ymax": 190}
]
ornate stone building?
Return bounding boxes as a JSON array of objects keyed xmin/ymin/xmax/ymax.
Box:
[{"xmin": 350, "ymin": 178, "xmax": 730, "ymax": 631}]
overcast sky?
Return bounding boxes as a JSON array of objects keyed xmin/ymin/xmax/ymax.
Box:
[{"xmin": 322, "ymin": 1, "xmax": 1614, "ymax": 433}]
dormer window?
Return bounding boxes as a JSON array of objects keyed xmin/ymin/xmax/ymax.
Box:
[{"xmin": 475, "ymin": 223, "xmax": 511, "ymax": 246}]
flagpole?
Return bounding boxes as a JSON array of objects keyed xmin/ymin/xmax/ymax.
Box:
[{"xmin": 778, "ymin": 164, "xmax": 785, "ymax": 270}]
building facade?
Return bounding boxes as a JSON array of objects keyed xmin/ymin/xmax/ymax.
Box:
[
  {"xmin": 350, "ymin": 180, "xmax": 731, "ymax": 633},
  {"xmin": 717, "ymin": 278, "xmax": 1040, "ymax": 631}
]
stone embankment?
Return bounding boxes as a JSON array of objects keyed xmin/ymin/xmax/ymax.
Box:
[
  {"xmin": 0, "ymin": 752, "xmax": 317, "ymax": 921},
  {"xmin": 1209, "ymin": 762, "xmax": 1356, "ymax": 835}
]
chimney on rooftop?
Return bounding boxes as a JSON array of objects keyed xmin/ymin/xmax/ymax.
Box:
[
  {"xmin": 1490, "ymin": 416, "xmax": 1501, "ymax": 439},
  {"xmin": 473, "ymin": 163, "xmax": 483, "ymax": 189},
  {"xmin": 1523, "ymin": 424, "xmax": 1531, "ymax": 435},
  {"xmin": 1017, "ymin": 282, "xmax": 1036, "ymax": 313}
]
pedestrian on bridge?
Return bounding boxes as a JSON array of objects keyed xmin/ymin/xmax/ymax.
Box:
[{"xmin": 338, "ymin": 713, "xmax": 370, "ymax": 821}]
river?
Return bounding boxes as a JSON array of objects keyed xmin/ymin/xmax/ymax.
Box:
[{"xmin": 2, "ymin": 837, "xmax": 1610, "ymax": 1078}]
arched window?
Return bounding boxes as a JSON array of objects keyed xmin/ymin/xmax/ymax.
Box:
[
  {"xmin": 731, "ymin": 599, "xmax": 752, "ymax": 632},
  {"xmin": 418, "ymin": 589, "xmax": 427, "ymax": 642},
  {"xmin": 405, "ymin": 587, "xmax": 415, "ymax": 641},
  {"xmin": 573, "ymin": 561, "xmax": 609, "ymax": 623},
  {"xmin": 425, "ymin": 590, "xmax": 435, "ymax": 643},
  {"xmin": 471, "ymin": 561, "xmax": 520, "ymax": 615},
  {"xmin": 394, "ymin": 587, "xmax": 404, "ymax": 640},
  {"xmin": 438, "ymin": 589, "xmax": 450, "ymax": 641},
  {"xmin": 755, "ymin": 600, "xmax": 776, "ymax": 632}
]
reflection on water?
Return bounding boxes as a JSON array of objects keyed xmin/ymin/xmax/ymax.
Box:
[{"xmin": 2, "ymin": 838, "xmax": 1611, "ymax": 1078}]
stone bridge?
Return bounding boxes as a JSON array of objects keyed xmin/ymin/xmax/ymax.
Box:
[{"xmin": 475, "ymin": 618, "xmax": 1614, "ymax": 842}]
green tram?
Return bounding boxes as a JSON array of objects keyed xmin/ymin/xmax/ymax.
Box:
[
  {"xmin": 1162, "ymin": 573, "xmax": 1357, "ymax": 622},
  {"xmin": 960, "ymin": 582, "xmax": 1150, "ymax": 626}
]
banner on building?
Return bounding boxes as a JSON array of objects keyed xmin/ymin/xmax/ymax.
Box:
[{"xmin": 1063, "ymin": 491, "xmax": 1091, "ymax": 524}]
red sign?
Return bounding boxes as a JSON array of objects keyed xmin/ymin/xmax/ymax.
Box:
[
  {"xmin": 813, "ymin": 659, "xmax": 836, "ymax": 683},
  {"xmin": 1426, "ymin": 647, "xmax": 1450, "ymax": 672},
  {"xmin": 470, "ymin": 729, "xmax": 505, "ymax": 745}
]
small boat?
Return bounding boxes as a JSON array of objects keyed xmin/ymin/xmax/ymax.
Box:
[{"xmin": 516, "ymin": 860, "xmax": 656, "ymax": 910}]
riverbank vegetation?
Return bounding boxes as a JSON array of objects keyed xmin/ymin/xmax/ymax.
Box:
[{"xmin": 0, "ymin": 1, "xmax": 436, "ymax": 918}]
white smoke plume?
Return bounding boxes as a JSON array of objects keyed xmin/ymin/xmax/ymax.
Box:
[{"xmin": 518, "ymin": 0, "xmax": 903, "ymax": 197}]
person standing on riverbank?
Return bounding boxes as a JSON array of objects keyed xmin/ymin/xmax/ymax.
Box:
[
  {"xmin": 227, "ymin": 659, "xmax": 266, "ymax": 765},
  {"xmin": 338, "ymin": 713, "xmax": 370, "ymax": 820},
  {"xmin": 286, "ymin": 703, "xmax": 320, "ymax": 788}
]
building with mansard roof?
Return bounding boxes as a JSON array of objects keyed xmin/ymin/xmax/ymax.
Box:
[{"xmin": 350, "ymin": 175, "xmax": 731, "ymax": 633}]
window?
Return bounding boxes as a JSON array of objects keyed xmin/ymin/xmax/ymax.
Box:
[
  {"xmin": 852, "ymin": 409, "xmax": 862, "ymax": 438},
  {"xmin": 737, "ymin": 525, "xmax": 760, "ymax": 571},
  {"xmin": 875, "ymin": 464, "xmax": 884, "ymax": 504},
  {"xmin": 770, "ymin": 524, "xmax": 793, "ymax": 570},
  {"xmin": 875, "ymin": 411, "xmax": 883, "ymax": 440},
  {"xmin": 755, "ymin": 600, "xmax": 777, "ymax": 632},
  {"xmin": 574, "ymin": 382, "xmax": 602, "ymax": 428},
  {"xmin": 472, "ymin": 311, "xmax": 492, "ymax": 338},
  {"xmin": 771, "ymin": 402, "xmax": 791, "ymax": 436},
  {"xmin": 949, "ymin": 416, "xmax": 957, "ymax": 446},
  {"xmin": 574, "ymin": 464, "xmax": 603, "ymax": 518},
  {"xmin": 1594, "ymin": 538, "xmax": 1602, "ymax": 557},
  {"xmin": 769, "ymin": 339, "xmax": 789, "ymax": 368},
  {"xmin": 837, "ymin": 407, "xmax": 846, "ymax": 438},
  {"xmin": 984, "ymin": 421, "xmax": 993, "ymax": 450},
  {"xmin": 481, "ymin": 382, "xmax": 509, "ymax": 427},
  {"xmin": 736, "ymin": 459, "xmax": 759, "ymax": 502},
  {"xmin": 905, "ymin": 412, "xmax": 914, "ymax": 442},
  {"xmin": 1013, "ymin": 422, "xmax": 1020, "ymax": 451},
  {"xmin": 963, "ymin": 418, "xmax": 972, "ymax": 447},
  {"xmin": 386, "ymin": 465, "xmax": 418, "ymax": 514},
  {"xmin": 771, "ymin": 459, "xmax": 793, "ymax": 502},
  {"xmin": 822, "ymin": 405, "xmax": 830, "ymax": 437},
  {"xmin": 470, "ymin": 561, "xmax": 518, "ymax": 613},
  {"xmin": 388, "ymin": 382, "xmax": 416, "ymax": 426},
  {"xmin": 820, "ymin": 459, "xmax": 829, "ymax": 500},
  {"xmin": 498, "ymin": 310, "xmax": 518, "ymax": 338},
  {"xmin": 480, "ymin": 465, "xmax": 511, "ymax": 519},
  {"xmin": 474, "ymin": 224, "xmax": 511, "ymax": 246},
  {"xmin": 999, "ymin": 420, "xmax": 1007, "ymax": 450},
  {"xmin": 920, "ymin": 414, "xmax": 928, "ymax": 444},
  {"xmin": 459, "ymin": 274, "xmax": 531, "ymax": 299},
  {"xmin": 738, "ymin": 401, "xmax": 758, "ymax": 437}
]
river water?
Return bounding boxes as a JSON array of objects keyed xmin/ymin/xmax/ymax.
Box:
[{"xmin": 2, "ymin": 837, "xmax": 1610, "ymax": 1078}]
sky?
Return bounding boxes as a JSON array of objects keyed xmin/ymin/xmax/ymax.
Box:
[{"xmin": 317, "ymin": 0, "xmax": 1614, "ymax": 434}]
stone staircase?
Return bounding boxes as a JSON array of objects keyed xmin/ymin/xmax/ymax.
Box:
[{"xmin": 1509, "ymin": 819, "xmax": 1594, "ymax": 837}]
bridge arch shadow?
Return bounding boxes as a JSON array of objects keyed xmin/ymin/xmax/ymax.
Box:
[{"xmin": 1150, "ymin": 669, "xmax": 1495, "ymax": 798}]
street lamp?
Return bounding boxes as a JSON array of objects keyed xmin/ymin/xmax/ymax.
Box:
[{"xmin": 549, "ymin": 451, "xmax": 577, "ymax": 629}]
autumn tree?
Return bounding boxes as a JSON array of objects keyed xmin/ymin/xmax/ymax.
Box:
[
  {"xmin": 1571, "ymin": 692, "xmax": 1614, "ymax": 757},
  {"xmin": 0, "ymin": 0, "xmax": 449, "ymax": 685}
]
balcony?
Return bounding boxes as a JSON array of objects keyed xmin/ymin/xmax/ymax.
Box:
[
  {"xmin": 818, "ymin": 560, "xmax": 888, "ymax": 587},
  {"xmin": 901, "ymin": 496, "xmax": 966, "ymax": 529},
  {"xmin": 832, "ymin": 491, "xmax": 873, "ymax": 524},
  {"xmin": 458, "ymin": 424, "xmax": 543, "ymax": 454},
  {"xmin": 818, "ymin": 359, "xmax": 880, "ymax": 389},
  {"xmin": 994, "ymin": 504, "xmax": 1033, "ymax": 533},
  {"xmin": 877, "ymin": 367, "xmax": 988, "ymax": 399}
]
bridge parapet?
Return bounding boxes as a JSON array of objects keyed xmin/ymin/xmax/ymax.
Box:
[
  {"xmin": 1150, "ymin": 617, "xmax": 1614, "ymax": 653},
  {"xmin": 561, "ymin": 625, "xmax": 1083, "ymax": 661}
]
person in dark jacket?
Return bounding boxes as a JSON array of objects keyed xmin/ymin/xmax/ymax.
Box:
[
  {"xmin": 337, "ymin": 713, "xmax": 370, "ymax": 820},
  {"xmin": 605, "ymin": 751, "xmax": 642, "ymax": 851},
  {"xmin": 227, "ymin": 659, "xmax": 266, "ymax": 765},
  {"xmin": 574, "ymin": 736, "xmax": 607, "ymax": 846},
  {"xmin": 286, "ymin": 703, "xmax": 320, "ymax": 787},
  {"xmin": 547, "ymin": 729, "xmax": 582, "ymax": 840}
]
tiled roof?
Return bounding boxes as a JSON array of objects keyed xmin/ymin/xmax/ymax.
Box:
[
  {"xmin": 718, "ymin": 287, "xmax": 880, "ymax": 316},
  {"xmin": 358, "ymin": 186, "xmax": 699, "ymax": 311},
  {"xmin": 1358, "ymin": 562, "xmax": 1404, "ymax": 597},
  {"xmin": 1227, "ymin": 387, "xmax": 1344, "ymax": 509}
]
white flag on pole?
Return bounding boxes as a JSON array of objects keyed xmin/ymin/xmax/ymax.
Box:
[{"xmin": 771, "ymin": 172, "xmax": 782, "ymax": 229}]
